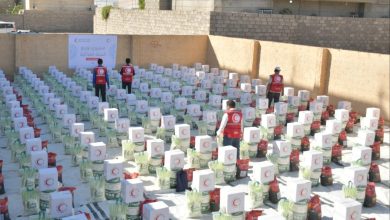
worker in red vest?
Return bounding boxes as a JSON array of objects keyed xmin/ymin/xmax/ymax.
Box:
[
  {"xmin": 217, "ymin": 100, "xmax": 243, "ymax": 158},
  {"xmin": 266, "ymin": 66, "xmax": 284, "ymax": 108},
  {"xmin": 93, "ymin": 58, "xmax": 109, "ymax": 102},
  {"xmin": 120, "ymin": 58, "xmax": 135, "ymax": 94}
]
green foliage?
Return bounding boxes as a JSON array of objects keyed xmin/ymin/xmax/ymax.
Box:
[
  {"xmin": 139, "ymin": 0, "xmax": 145, "ymax": 10},
  {"xmin": 279, "ymin": 8, "xmax": 293, "ymax": 15},
  {"xmin": 101, "ymin": 5, "xmax": 112, "ymax": 20},
  {"xmin": 7, "ymin": 3, "xmax": 23, "ymax": 15}
]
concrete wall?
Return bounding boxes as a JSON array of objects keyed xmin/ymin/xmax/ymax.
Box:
[
  {"xmin": 206, "ymin": 35, "xmax": 259, "ymax": 78},
  {"xmin": 145, "ymin": 0, "xmax": 171, "ymax": 10},
  {"xmin": 94, "ymin": 9, "xmax": 390, "ymax": 54},
  {"xmin": 0, "ymin": 34, "xmax": 15, "ymax": 79},
  {"xmin": 0, "ymin": 10, "xmax": 94, "ymax": 32},
  {"xmin": 94, "ymin": 8, "xmax": 210, "ymax": 35},
  {"xmin": 172, "ymin": 0, "xmax": 273, "ymax": 12},
  {"xmin": 132, "ymin": 35, "xmax": 208, "ymax": 68},
  {"xmin": 327, "ymin": 49, "xmax": 390, "ymax": 121},
  {"xmin": 0, "ymin": 0, "xmax": 14, "ymax": 13},
  {"xmin": 25, "ymin": 0, "xmax": 93, "ymax": 11},
  {"xmin": 258, "ymin": 41, "xmax": 325, "ymax": 96}
]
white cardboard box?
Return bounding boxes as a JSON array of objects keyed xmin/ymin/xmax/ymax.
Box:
[
  {"xmin": 273, "ymin": 141, "xmax": 292, "ymax": 157},
  {"xmin": 49, "ymin": 98, "xmax": 61, "ymax": 111},
  {"xmin": 298, "ymin": 111, "xmax": 314, "ymax": 124},
  {"xmin": 325, "ymin": 119, "xmax": 342, "ymax": 134},
  {"xmin": 175, "ymin": 124, "xmax": 191, "ymax": 139},
  {"xmin": 333, "ymin": 198, "xmax": 362, "ymax": 220},
  {"xmin": 98, "ymin": 102, "xmax": 109, "ymax": 114},
  {"xmin": 161, "ymin": 92, "xmax": 172, "ymax": 103},
  {"xmin": 240, "ymin": 83, "xmax": 251, "ymax": 93},
  {"xmin": 357, "ymin": 130, "xmax": 375, "ymax": 146},
  {"xmin": 209, "ymin": 95, "xmax": 222, "ymax": 107},
  {"xmin": 126, "ymin": 94, "xmax": 137, "ymax": 106},
  {"xmin": 251, "ymin": 79, "xmax": 261, "ymax": 87},
  {"xmin": 240, "ymin": 75, "xmax": 250, "ymax": 83},
  {"xmin": 243, "ymin": 127, "xmax": 261, "ymax": 143},
  {"xmin": 128, "ymin": 127, "xmax": 144, "ymax": 143},
  {"xmin": 63, "ymin": 114, "xmax": 76, "ymax": 128},
  {"xmin": 87, "ymin": 96, "xmax": 99, "ymax": 109},
  {"xmin": 302, "ymin": 151, "xmax": 323, "ymax": 170},
  {"xmin": 352, "ymin": 147, "xmax": 372, "ymax": 165},
  {"xmin": 366, "ymin": 107, "xmax": 380, "ymax": 119},
  {"xmin": 135, "ymin": 100, "xmax": 148, "ymax": 113},
  {"xmin": 13, "ymin": 117, "xmax": 27, "ymax": 131},
  {"xmin": 164, "ymin": 150, "xmax": 185, "ymax": 170},
  {"xmin": 50, "ymin": 191, "xmax": 73, "ymax": 218},
  {"xmin": 309, "ymin": 101, "xmax": 323, "ymax": 113},
  {"xmin": 261, "ymin": 114, "xmax": 276, "ymax": 128},
  {"xmin": 256, "ymin": 98, "xmax": 269, "ymax": 110},
  {"xmin": 220, "ymin": 186, "xmax": 245, "ymax": 214},
  {"xmin": 201, "ymin": 80, "xmax": 212, "ymax": 90},
  {"xmin": 11, "ymin": 107, "xmax": 23, "ymax": 119},
  {"xmin": 240, "ymin": 93, "xmax": 252, "ymax": 104},
  {"xmin": 161, "ymin": 115, "xmax": 176, "ymax": 130},
  {"xmin": 203, "ymin": 111, "xmax": 217, "ymax": 123},
  {"xmin": 147, "ymin": 139, "xmax": 165, "ymax": 158},
  {"xmin": 284, "ymin": 87, "xmax": 294, "ymax": 96},
  {"xmin": 316, "ymin": 95, "xmax": 329, "ymax": 107},
  {"xmin": 38, "ymin": 168, "xmax": 58, "ymax": 192},
  {"xmin": 121, "ymin": 179, "xmax": 144, "ymax": 204},
  {"xmin": 286, "ymin": 179, "xmax": 311, "ymax": 202},
  {"xmin": 43, "ymin": 93, "xmax": 55, "ymax": 104},
  {"xmin": 298, "ymin": 90, "xmax": 310, "ymax": 101},
  {"xmin": 218, "ymin": 146, "xmax": 237, "ymax": 165},
  {"xmin": 195, "ymin": 90, "xmax": 207, "ymax": 101},
  {"xmin": 31, "ymin": 150, "xmax": 48, "ymax": 169},
  {"xmin": 139, "ymin": 83, "xmax": 149, "ymax": 93},
  {"xmin": 19, "ymin": 126, "xmax": 34, "ymax": 144},
  {"xmin": 227, "ymin": 88, "xmax": 240, "ymax": 99},
  {"xmin": 181, "ymin": 86, "xmax": 193, "ymax": 97},
  {"xmin": 149, "ymin": 107, "xmax": 161, "ymax": 121},
  {"xmin": 212, "ymin": 84, "xmax": 224, "ymax": 94},
  {"xmin": 288, "ymin": 96, "xmax": 300, "ymax": 107},
  {"xmin": 343, "ymin": 166, "xmax": 368, "ymax": 187},
  {"xmin": 142, "ymin": 201, "xmax": 169, "ymax": 220},
  {"xmin": 115, "ymin": 118, "xmax": 130, "ymax": 133},
  {"xmin": 88, "ymin": 142, "xmax": 106, "ymax": 161},
  {"xmin": 80, "ymin": 131, "xmax": 95, "ymax": 147},
  {"xmin": 335, "ymin": 109, "xmax": 350, "ymax": 122},
  {"xmin": 274, "ymin": 102, "xmax": 288, "ymax": 115},
  {"xmin": 227, "ymin": 79, "xmax": 238, "ymax": 88},
  {"xmin": 195, "ymin": 135, "xmax": 213, "ymax": 153},
  {"xmin": 26, "ymin": 138, "xmax": 42, "ymax": 154},
  {"xmin": 229, "ymin": 72, "xmax": 239, "ymax": 80},
  {"xmin": 187, "ymin": 104, "xmax": 202, "ymax": 117},
  {"xmin": 70, "ymin": 123, "xmax": 84, "ymax": 138},
  {"xmin": 192, "ymin": 169, "xmax": 215, "ymax": 192},
  {"xmin": 338, "ymin": 101, "xmax": 352, "ymax": 111},
  {"xmin": 255, "ymin": 85, "xmax": 267, "ymax": 96},
  {"xmin": 174, "ymin": 97, "xmax": 187, "ymax": 110},
  {"xmin": 104, "ymin": 159, "xmax": 123, "ymax": 181},
  {"xmin": 286, "ymin": 122, "xmax": 304, "ymax": 138},
  {"xmin": 360, "ymin": 117, "xmax": 378, "ymax": 130},
  {"xmin": 55, "ymin": 104, "xmax": 68, "ymax": 119},
  {"xmin": 242, "ymin": 107, "xmax": 255, "ymax": 120},
  {"xmin": 150, "ymin": 88, "xmax": 162, "ymax": 99},
  {"xmin": 314, "ymin": 132, "xmax": 333, "ymax": 149},
  {"xmin": 252, "ymin": 161, "xmax": 275, "ymax": 184}
]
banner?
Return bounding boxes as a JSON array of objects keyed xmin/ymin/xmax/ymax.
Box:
[{"xmin": 68, "ymin": 35, "xmax": 117, "ymax": 69}]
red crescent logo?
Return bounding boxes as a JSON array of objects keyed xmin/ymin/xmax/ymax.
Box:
[
  {"xmin": 358, "ymin": 175, "xmax": 364, "ymax": 182},
  {"xmin": 282, "ymin": 146, "xmax": 288, "ymax": 152},
  {"xmin": 75, "ymin": 128, "xmax": 80, "ymax": 134},
  {"xmin": 228, "ymin": 153, "xmax": 234, "ymax": 160},
  {"xmin": 121, "ymin": 124, "xmax": 126, "ymax": 129},
  {"xmin": 36, "ymin": 158, "xmax": 44, "ymax": 166},
  {"xmin": 45, "ymin": 178, "xmax": 54, "ymax": 186},
  {"xmin": 265, "ymin": 170, "xmax": 270, "ymax": 177},
  {"xmin": 168, "ymin": 121, "xmax": 173, "ymax": 126},
  {"xmin": 325, "ymin": 138, "xmax": 330, "ymax": 144},
  {"xmin": 203, "ymin": 142, "xmax": 209, "ymax": 148},
  {"xmin": 314, "ymin": 158, "xmax": 320, "ymax": 165},
  {"xmin": 154, "ymin": 146, "xmax": 161, "ymax": 153},
  {"xmin": 204, "ymin": 179, "xmax": 209, "ymax": 187},
  {"xmin": 57, "ymin": 203, "xmax": 68, "ymax": 213},
  {"xmin": 25, "ymin": 133, "xmax": 30, "ymax": 139},
  {"xmin": 175, "ymin": 159, "xmax": 181, "ymax": 165},
  {"xmin": 232, "ymin": 114, "xmax": 241, "ymax": 123},
  {"xmin": 350, "ymin": 211, "xmax": 357, "ymax": 220},
  {"xmin": 181, "ymin": 129, "xmax": 187, "ymax": 135},
  {"xmin": 296, "ymin": 128, "xmax": 300, "ymax": 133},
  {"xmin": 110, "ymin": 113, "xmax": 115, "ymax": 119},
  {"xmin": 31, "ymin": 145, "xmax": 37, "ymax": 151},
  {"xmin": 363, "ymin": 154, "xmax": 368, "ymax": 159},
  {"xmin": 233, "ymin": 199, "xmax": 240, "ymax": 207},
  {"xmin": 19, "ymin": 122, "xmax": 24, "ymax": 128},
  {"xmin": 300, "ymin": 189, "xmax": 307, "ymax": 196},
  {"xmin": 135, "ymin": 133, "xmax": 141, "ymax": 139},
  {"xmin": 95, "ymin": 149, "xmax": 102, "ymax": 156},
  {"xmin": 86, "ymin": 138, "xmax": 91, "ymax": 143},
  {"xmin": 112, "ymin": 168, "xmax": 119, "ymax": 175}
]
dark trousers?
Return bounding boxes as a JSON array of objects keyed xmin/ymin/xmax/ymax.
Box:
[
  {"xmin": 267, "ymin": 92, "xmax": 281, "ymax": 108},
  {"xmin": 223, "ymin": 136, "xmax": 241, "ymax": 159},
  {"xmin": 95, "ymin": 84, "xmax": 106, "ymax": 102},
  {"xmin": 122, "ymin": 82, "xmax": 132, "ymax": 94}
]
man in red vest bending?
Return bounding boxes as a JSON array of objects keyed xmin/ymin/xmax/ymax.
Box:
[
  {"xmin": 217, "ymin": 100, "xmax": 243, "ymax": 158},
  {"xmin": 120, "ymin": 58, "xmax": 135, "ymax": 94},
  {"xmin": 93, "ymin": 58, "xmax": 109, "ymax": 102},
  {"xmin": 266, "ymin": 66, "xmax": 284, "ymax": 108}
]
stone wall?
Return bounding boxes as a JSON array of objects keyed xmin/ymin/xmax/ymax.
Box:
[
  {"xmin": 210, "ymin": 12, "xmax": 390, "ymax": 54},
  {"xmin": 94, "ymin": 8, "xmax": 389, "ymax": 54},
  {"xmin": 0, "ymin": 10, "xmax": 94, "ymax": 32},
  {"xmin": 25, "ymin": 0, "xmax": 94, "ymax": 11},
  {"xmin": 94, "ymin": 8, "xmax": 210, "ymax": 35}
]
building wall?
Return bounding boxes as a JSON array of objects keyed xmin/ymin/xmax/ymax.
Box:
[
  {"xmin": 94, "ymin": 8, "xmax": 210, "ymax": 35},
  {"xmin": 0, "ymin": 34, "xmax": 16, "ymax": 80},
  {"xmin": 0, "ymin": 10, "xmax": 94, "ymax": 32},
  {"xmin": 215, "ymin": 0, "xmax": 273, "ymax": 12},
  {"xmin": 0, "ymin": 0, "xmax": 15, "ymax": 13},
  {"xmin": 364, "ymin": 2, "xmax": 390, "ymax": 18},
  {"xmin": 145, "ymin": 0, "xmax": 171, "ymax": 10},
  {"xmin": 25, "ymin": 0, "xmax": 94, "ymax": 11}
]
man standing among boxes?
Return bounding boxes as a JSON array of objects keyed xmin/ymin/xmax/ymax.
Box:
[
  {"xmin": 217, "ymin": 100, "xmax": 243, "ymax": 158},
  {"xmin": 93, "ymin": 58, "xmax": 109, "ymax": 102},
  {"xmin": 120, "ymin": 58, "xmax": 135, "ymax": 94},
  {"xmin": 266, "ymin": 66, "xmax": 284, "ymax": 108}
]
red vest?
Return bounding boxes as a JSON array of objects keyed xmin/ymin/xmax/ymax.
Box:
[
  {"xmin": 95, "ymin": 66, "xmax": 107, "ymax": 85},
  {"xmin": 224, "ymin": 109, "xmax": 242, "ymax": 139},
  {"xmin": 269, "ymin": 74, "xmax": 283, "ymax": 93},
  {"xmin": 121, "ymin": 65, "xmax": 134, "ymax": 83}
]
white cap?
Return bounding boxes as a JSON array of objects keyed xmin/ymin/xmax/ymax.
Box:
[{"xmin": 275, "ymin": 66, "xmax": 281, "ymax": 71}]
